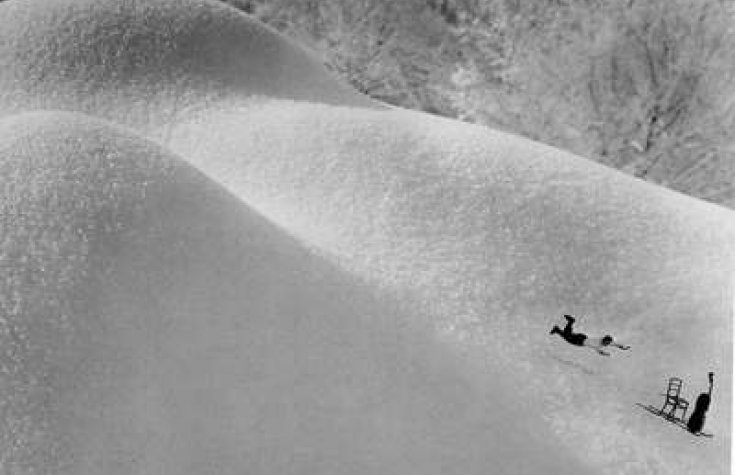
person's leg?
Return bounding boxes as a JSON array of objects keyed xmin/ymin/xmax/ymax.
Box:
[{"xmin": 562, "ymin": 315, "xmax": 575, "ymax": 335}]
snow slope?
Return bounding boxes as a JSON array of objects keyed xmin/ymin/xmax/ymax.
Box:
[
  {"xmin": 1, "ymin": 111, "xmax": 590, "ymax": 475},
  {"xmin": 167, "ymin": 100, "xmax": 735, "ymax": 474},
  {"xmin": 0, "ymin": 0, "xmax": 732, "ymax": 474}
]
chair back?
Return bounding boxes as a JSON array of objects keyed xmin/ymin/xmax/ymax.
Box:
[{"xmin": 666, "ymin": 377, "xmax": 683, "ymax": 398}]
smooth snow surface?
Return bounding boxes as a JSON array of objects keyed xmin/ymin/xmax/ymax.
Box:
[{"xmin": 0, "ymin": 1, "xmax": 732, "ymax": 474}]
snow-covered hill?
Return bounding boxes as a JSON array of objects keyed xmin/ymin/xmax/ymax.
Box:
[{"xmin": 0, "ymin": 0, "xmax": 732, "ymax": 474}]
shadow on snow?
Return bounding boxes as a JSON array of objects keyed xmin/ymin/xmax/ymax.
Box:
[{"xmin": 635, "ymin": 403, "xmax": 713, "ymax": 438}]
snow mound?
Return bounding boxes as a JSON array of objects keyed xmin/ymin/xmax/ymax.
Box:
[
  {"xmin": 168, "ymin": 101, "xmax": 735, "ymax": 474},
  {"xmin": 0, "ymin": 111, "xmax": 588, "ymax": 474},
  {"xmin": 0, "ymin": 0, "xmax": 377, "ymax": 128}
]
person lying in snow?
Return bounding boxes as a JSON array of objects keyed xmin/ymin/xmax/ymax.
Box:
[{"xmin": 550, "ymin": 315, "xmax": 630, "ymax": 356}]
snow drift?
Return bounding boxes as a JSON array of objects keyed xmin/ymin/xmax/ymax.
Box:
[
  {"xmin": 0, "ymin": 0, "xmax": 378, "ymax": 129},
  {"xmin": 167, "ymin": 100, "xmax": 735, "ymax": 475},
  {"xmin": 0, "ymin": 0, "xmax": 732, "ymax": 474},
  {"xmin": 1, "ymin": 112, "xmax": 587, "ymax": 474}
]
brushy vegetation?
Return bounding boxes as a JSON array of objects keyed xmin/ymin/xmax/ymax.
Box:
[{"xmin": 224, "ymin": 0, "xmax": 735, "ymax": 208}]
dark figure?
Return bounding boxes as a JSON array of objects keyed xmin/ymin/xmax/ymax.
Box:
[
  {"xmin": 550, "ymin": 314, "xmax": 587, "ymax": 346},
  {"xmin": 687, "ymin": 372, "xmax": 714, "ymax": 434},
  {"xmin": 550, "ymin": 315, "xmax": 630, "ymax": 356}
]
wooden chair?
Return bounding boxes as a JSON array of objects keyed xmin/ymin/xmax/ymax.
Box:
[{"xmin": 660, "ymin": 377, "xmax": 689, "ymax": 421}]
